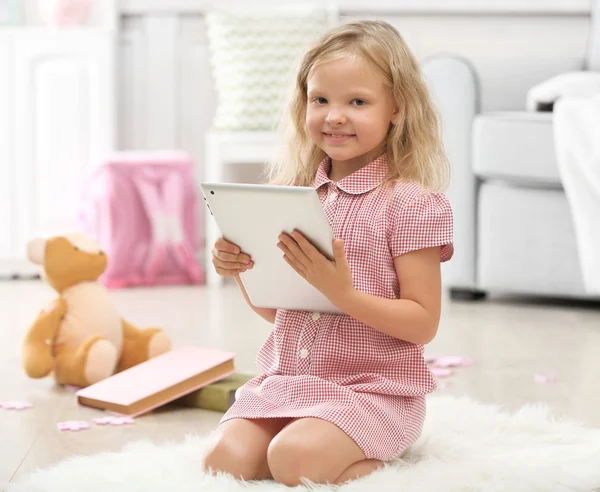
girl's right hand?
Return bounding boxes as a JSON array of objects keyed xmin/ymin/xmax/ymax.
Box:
[{"xmin": 212, "ymin": 237, "xmax": 254, "ymax": 277}]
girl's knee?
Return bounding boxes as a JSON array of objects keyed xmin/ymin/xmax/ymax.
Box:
[
  {"xmin": 201, "ymin": 436, "xmax": 231, "ymax": 476},
  {"xmin": 202, "ymin": 434, "xmax": 258, "ymax": 480},
  {"xmin": 267, "ymin": 438, "xmax": 322, "ymax": 486}
]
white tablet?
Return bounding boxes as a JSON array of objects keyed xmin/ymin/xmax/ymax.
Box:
[{"xmin": 201, "ymin": 182, "xmax": 341, "ymax": 314}]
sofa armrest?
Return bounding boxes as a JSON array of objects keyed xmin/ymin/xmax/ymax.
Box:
[{"xmin": 421, "ymin": 54, "xmax": 479, "ymax": 290}]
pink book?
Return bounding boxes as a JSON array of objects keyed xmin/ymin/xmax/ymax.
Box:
[{"xmin": 76, "ymin": 346, "xmax": 235, "ymax": 417}]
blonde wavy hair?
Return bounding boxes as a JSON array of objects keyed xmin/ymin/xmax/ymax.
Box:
[{"xmin": 267, "ymin": 20, "xmax": 450, "ymax": 192}]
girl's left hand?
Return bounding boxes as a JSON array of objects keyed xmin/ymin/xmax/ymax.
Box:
[{"xmin": 277, "ymin": 230, "xmax": 354, "ymax": 306}]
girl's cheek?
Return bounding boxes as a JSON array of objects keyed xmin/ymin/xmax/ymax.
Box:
[{"xmin": 306, "ymin": 113, "xmax": 321, "ymax": 134}]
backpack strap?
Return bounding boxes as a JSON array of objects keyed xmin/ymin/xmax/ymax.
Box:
[
  {"xmin": 133, "ymin": 168, "xmax": 169, "ymax": 282},
  {"xmin": 162, "ymin": 171, "xmax": 204, "ymax": 282},
  {"xmin": 133, "ymin": 166, "xmax": 202, "ymax": 283}
]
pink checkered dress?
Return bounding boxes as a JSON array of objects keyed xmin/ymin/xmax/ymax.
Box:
[{"xmin": 221, "ymin": 154, "xmax": 454, "ymax": 461}]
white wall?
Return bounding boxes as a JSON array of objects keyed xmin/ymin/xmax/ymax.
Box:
[
  {"xmin": 17, "ymin": 0, "xmax": 594, "ymax": 98},
  {"xmin": 372, "ymin": 14, "xmax": 590, "ymax": 111}
]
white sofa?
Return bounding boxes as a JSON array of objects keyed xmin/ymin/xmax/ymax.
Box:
[{"xmin": 422, "ymin": 1, "xmax": 600, "ymax": 301}]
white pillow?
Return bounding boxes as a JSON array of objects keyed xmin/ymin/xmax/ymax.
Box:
[
  {"xmin": 205, "ymin": 6, "xmax": 333, "ymax": 132},
  {"xmin": 526, "ymin": 71, "xmax": 600, "ymax": 111}
]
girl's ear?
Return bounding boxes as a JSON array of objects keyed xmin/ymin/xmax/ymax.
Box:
[{"xmin": 391, "ymin": 109, "xmax": 400, "ymax": 125}]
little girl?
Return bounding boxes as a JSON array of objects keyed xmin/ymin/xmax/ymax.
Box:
[{"xmin": 203, "ymin": 20, "xmax": 453, "ymax": 486}]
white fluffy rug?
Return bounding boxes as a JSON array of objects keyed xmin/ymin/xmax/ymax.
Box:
[{"xmin": 7, "ymin": 396, "xmax": 600, "ymax": 492}]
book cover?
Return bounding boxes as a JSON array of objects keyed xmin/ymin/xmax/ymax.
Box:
[{"xmin": 75, "ymin": 346, "xmax": 235, "ymax": 417}]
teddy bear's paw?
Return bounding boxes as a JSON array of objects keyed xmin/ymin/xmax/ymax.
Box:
[
  {"xmin": 84, "ymin": 339, "xmax": 118, "ymax": 384},
  {"xmin": 148, "ymin": 331, "xmax": 171, "ymax": 359}
]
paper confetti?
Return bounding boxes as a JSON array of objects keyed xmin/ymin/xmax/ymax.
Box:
[
  {"xmin": 57, "ymin": 420, "xmax": 90, "ymax": 432},
  {"xmin": 93, "ymin": 416, "xmax": 135, "ymax": 426},
  {"xmin": 432, "ymin": 356, "xmax": 474, "ymax": 368},
  {"xmin": 43, "ymin": 300, "xmax": 59, "ymax": 313},
  {"xmin": 425, "ymin": 355, "xmax": 474, "ymax": 367},
  {"xmin": 533, "ymin": 374, "xmax": 558, "ymax": 384},
  {"xmin": 0, "ymin": 400, "xmax": 33, "ymax": 410},
  {"xmin": 430, "ymin": 367, "xmax": 453, "ymax": 378},
  {"xmin": 64, "ymin": 385, "xmax": 82, "ymax": 392}
]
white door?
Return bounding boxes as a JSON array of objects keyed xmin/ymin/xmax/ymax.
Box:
[{"xmin": 10, "ymin": 29, "xmax": 116, "ymax": 275}]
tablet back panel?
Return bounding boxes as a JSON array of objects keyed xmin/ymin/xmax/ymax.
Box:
[{"xmin": 201, "ymin": 182, "xmax": 341, "ymax": 313}]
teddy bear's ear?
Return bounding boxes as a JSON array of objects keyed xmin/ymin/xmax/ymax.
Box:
[{"xmin": 27, "ymin": 238, "xmax": 47, "ymax": 265}]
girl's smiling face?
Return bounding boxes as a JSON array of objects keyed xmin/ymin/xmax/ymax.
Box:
[{"xmin": 306, "ymin": 55, "xmax": 399, "ymax": 177}]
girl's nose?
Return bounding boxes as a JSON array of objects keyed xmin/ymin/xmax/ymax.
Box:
[{"xmin": 326, "ymin": 107, "xmax": 346, "ymax": 125}]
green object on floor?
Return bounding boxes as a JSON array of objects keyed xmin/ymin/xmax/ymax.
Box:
[{"xmin": 175, "ymin": 373, "xmax": 255, "ymax": 412}]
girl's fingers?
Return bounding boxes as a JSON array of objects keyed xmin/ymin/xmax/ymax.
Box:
[
  {"xmin": 214, "ymin": 237, "xmax": 241, "ymax": 254},
  {"xmin": 278, "ymin": 235, "xmax": 310, "ymax": 269},
  {"xmin": 212, "ymin": 255, "xmax": 253, "ymax": 273},
  {"xmin": 214, "ymin": 261, "xmax": 250, "ymax": 276},
  {"xmin": 278, "ymin": 241, "xmax": 302, "ymax": 270},
  {"xmin": 279, "ymin": 242, "xmax": 308, "ymax": 277},
  {"xmin": 283, "ymin": 254, "xmax": 306, "ymax": 279},
  {"xmin": 290, "ymin": 231, "xmax": 320, "ymax": 261},
  {"xmin": 212, "ymin": 257, "xmax": 242, "ymax": 270},
  {"xmin": 212, "ymin": 248, "xmax": 251, "ymax": 264}
]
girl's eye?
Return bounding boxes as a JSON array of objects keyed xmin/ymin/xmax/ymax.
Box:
[
  {"xmin": 352, "ymin": 99, "xmax": 366, "ymax": 106},
  {"xmin": 314, "ymin": 97, "xmax": 327, "ymax": 104}
]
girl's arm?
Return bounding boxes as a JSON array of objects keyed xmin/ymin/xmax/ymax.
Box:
[
  {"xmin": 335, "ymin": 246, "xmax": 442, "ymax": 344},
  {"xmin": 234, "ymin": 275, "xmax": 277, "ymax": 324}
]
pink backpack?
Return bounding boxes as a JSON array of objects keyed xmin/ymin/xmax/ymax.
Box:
[{"xmin": 78, "ymin": 151, "xmax": 205, "ymax": 288}]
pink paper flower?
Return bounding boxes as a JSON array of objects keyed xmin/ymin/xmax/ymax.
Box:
[
  {"xmin": 430, "ymin": 367, "xmax": 453, "ymax": 378},
  {"xmin": 43, "ymin": 300, "xmax": 58, "ymax": 313},
  {"xmin": 534, "ymin": 373, "xmax": 558, "ymax": 384},
  {"xmin": 431, "ymin": 355, "xmax": 474, "ymax": 368},
  {"xmin": 57, "ymin": 420, "xmax": 90, "ymax": 431},
  {"xmin": 64, "ymin": 385, "xmax": 82, "ymax": 392},
  {"xmin": 0, "ymin": 400, "xmax": 33, "ymax": 410},
  {"xmin": 93, "ymin": 416, "xmax": 135, "ymax": 426}
]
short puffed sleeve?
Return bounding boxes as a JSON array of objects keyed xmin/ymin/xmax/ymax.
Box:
[{"xmin": 387, "ymin": 190, "xmax": 454, "ymax": 262}]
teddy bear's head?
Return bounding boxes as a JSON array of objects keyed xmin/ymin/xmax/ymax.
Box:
[{"xmin": 27, "ymin": 234, "xmax": 107, "ymax": 292}]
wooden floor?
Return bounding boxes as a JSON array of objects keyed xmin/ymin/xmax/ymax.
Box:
[{"xmin": 2, "ymin": 279, "xmax": 600, "ymax": 490}]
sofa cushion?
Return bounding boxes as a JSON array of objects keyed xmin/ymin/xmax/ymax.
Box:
[{"xmin": 473, "ymin": 111, "xmax": 561, "ymax": 185}]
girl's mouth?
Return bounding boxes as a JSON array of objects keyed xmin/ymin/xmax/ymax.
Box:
[{"xmin": 324, "ymin": 133, "xmax": 355, "ymax": 143}]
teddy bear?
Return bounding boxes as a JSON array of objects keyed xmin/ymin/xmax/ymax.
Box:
[{"xmin": 21, "ymin": 233, "xmax": 171, "ymax": 388}]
